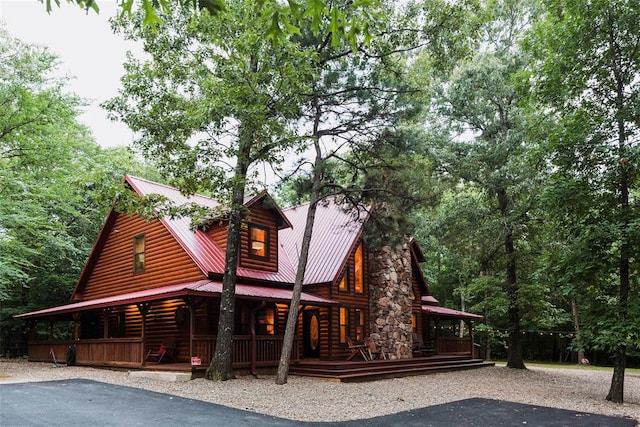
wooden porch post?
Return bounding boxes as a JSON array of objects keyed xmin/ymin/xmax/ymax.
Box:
[
  {"xmin": 48, "ymin": 319, "xmax": 55, "ymax": 340},
  {"xmin": 250, "ymin": 301, "xmax": 266, "ymax": 376},
  {"xmin": 102, "ymin": 309, "xmax": 109, "ymax": 339},
  {"xmin": 469, "ymin": 321, "xmax": 475, "ymax": 356},
  {"xmin": 137, "ymin": 303, "xmax": 151, "ymax": 364},
  {"xmin": 72, "ymin": 313, "xmax": 80, "ymax": 340},
  {"xmin": 184, "ymin": 297, "xmax": 204, "ymax": 361}
]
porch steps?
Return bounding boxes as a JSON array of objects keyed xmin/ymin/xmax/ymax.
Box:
[
  {"xmin": 129, "ymin": 370, "xmax": 192, "ymax": 382},
  {"xmin": 289, "ymin": 355, "xmax": 494, "ymax": 382}
]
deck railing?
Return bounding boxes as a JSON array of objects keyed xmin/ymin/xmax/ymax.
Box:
[
  {"xmin": 29, "ymin": 338, "xmax": 144, "ymax": 367},
  {"xmin": 29, "ymin": 335, "xmax": 299, "ymax": 368},
  {"xmin": 435, "ymin": 337, "xmax": 472, "ymax": 355},
  {"xmin": 192, "ymin": 335, "xmax": 299, "ymax": 367}
]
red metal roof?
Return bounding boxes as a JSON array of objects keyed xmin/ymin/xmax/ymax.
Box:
[
  {"xmin": 127, "ymin": 175, "xmax": 367, "ymax": 286},
  {"xmin": 15, "ymin": 280, "xmax": 337, "ymax": 320},
  {"xmin": 421, "ymin": 305, "xmax": 484, "ymax": 320},
  {"xmin": 421, "ymin": 295, "xmax": 439, "ymax": 305},
  {"xmin": 279, "ymin": 199, "xmax": 369, "ymax": 285}
]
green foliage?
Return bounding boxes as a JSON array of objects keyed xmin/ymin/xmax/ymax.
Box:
[
  {"xmin": 0, "ymin": 27, "xmax": 158, "ymax": 355},
  {"xmin": 105, "ymin": 0, "xmax": 315, "ymax": 198},
  {"xmin": 42, "ymin": 0, "xmax": 381, "ymax": 47},
  {"xmin": 524, "ymin": 0, "xmax": 639, "ymax": 400}
]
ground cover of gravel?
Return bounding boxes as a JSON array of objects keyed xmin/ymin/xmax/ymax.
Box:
[{"xmin": 1, "ymin": 358, "xmax": 638, "ymax": 424}]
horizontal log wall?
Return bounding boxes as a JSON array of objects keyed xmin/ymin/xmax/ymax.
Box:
[
  {"xmin": 325, "ymin": 240, "xmax": 370, "ymax": 360},
  {"xmin": 240, "ymin": 202, "xmax": 279, "ymax": 272},
  {"xmin": 78, "ymin": 213, "xmax": 205, "ymax": 300}
]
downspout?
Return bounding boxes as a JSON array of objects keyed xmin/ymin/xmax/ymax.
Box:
[{"xmin": 250, "ymin": 301, "xmax": 266, "ymax": 377}]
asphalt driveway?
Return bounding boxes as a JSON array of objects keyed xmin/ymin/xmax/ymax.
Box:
[{"xmin": 0, "ymin": 379, "xmax": 636, "ymax": 426}]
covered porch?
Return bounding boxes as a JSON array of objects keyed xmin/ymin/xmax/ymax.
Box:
[
  {"xmin": 15, "ymin": 279, "xmax": 336, "ymax": 374},
  {"xmin": 420, "ymin": 303, "xmax": 484, "ymax": 358}
]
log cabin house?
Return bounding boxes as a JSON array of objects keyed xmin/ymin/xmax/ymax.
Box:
[{"xmin": 15, "ymin": 175, "xmax": 487, "ymax": 379}]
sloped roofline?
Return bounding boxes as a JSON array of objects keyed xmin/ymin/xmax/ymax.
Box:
[{"xmin": 244, "ymin": 189, "xmax": 293, "ymax": 230}]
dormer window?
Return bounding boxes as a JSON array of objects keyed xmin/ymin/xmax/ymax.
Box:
[
  {"xmin": 249, "ymin": 223, "xmax": 269, "ymax": 259},
  {"xmin": 133, "ymin": 234, "xmax": 145, "ymax": 273}
]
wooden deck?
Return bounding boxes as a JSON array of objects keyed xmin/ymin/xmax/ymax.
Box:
[
  {"xmin": 289, "ymin": 355, "xmax": 494, "ymax": 382},
  {"xmin": 133, "ymin": 355, "xmax": 493, "ymax": 381}
]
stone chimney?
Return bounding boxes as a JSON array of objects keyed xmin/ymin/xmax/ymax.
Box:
[{"xmin": 368, "ymin": 243, "xmax": 413, "ymax": 359}]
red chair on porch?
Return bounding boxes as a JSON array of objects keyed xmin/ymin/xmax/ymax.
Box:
[
  {"xmin": 346, "ymin": 337, "xmax": 369, "ymax": 360},
  {"xmin": 145, "ymin": 337, "xmax": 177, "ymax": 363},
  {"xmin": 364, "ymin": 337, "xmax": 386, "ymax": 360}
]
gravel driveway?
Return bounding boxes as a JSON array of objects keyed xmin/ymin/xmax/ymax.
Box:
[{"xmin": 1, "ymin": 359, "xmax": 638, "ymax": 424}]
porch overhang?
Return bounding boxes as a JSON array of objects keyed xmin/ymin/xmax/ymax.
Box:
[
  {"xmin": 14, "ymin": 280, "xmax": 338, "ymax": 320},
  {"xmin": 421, "ymin": 305, "xmax": 484, "ymax": 321}
]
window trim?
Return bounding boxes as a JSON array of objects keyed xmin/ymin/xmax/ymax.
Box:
[
  {"xmin": 339, "ymin": 307, "xmax": 349, "ymax": 344},
  {"xmin": 248, "ymin": 223, "xmax": 270, "ymax": 261},
  {"xmin": 133, "ymin": 234, "xmax": 146, "ymax": 273},
  {"xmin": 354, "ymin": 243, "xmax": 364, "ymax": 293},
  {"xmin": 354, "ymin": 308, "xmax": 364, "ymax": 341},
  {"xmin": 256, "ymin": 305, "xmax": 276, "ymax": 335},
  {"xmin": 338, "ymin": 270, "xmax": 349, "ymax": 292}
]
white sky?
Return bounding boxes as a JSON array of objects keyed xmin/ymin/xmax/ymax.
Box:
[{"xmin": 0, "ymin": 0, "xmax": 141, "ymax": 148}]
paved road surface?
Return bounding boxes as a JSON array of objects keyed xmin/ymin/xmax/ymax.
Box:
[{"xmin": 1, "ymin": 379, "xmax": 636, "ymax": 426}]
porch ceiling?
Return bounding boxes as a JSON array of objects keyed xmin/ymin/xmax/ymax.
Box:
[{"xmin": 14, "ymin": 280, "xmax": 337, "ymax": 320}]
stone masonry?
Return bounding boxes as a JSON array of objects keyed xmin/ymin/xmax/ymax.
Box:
[{"xmin": 368, "ymin": 243, "xmax": 413, "ymax": 359}]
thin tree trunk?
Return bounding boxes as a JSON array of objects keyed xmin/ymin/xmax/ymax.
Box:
[
  {"xmin": 459, "ymin": 287, "xmax": 465, "ymax": 338},
  {"xmin": 276, "ymin": 94, "xmax": 324, "ymax": 385},
  {"xmin": 275, "ymin": 141, "xmax": 322, "ymax": 385},
  {"xmin": 571, "ymin": 298, "xmax": 585, "ymax": 364}
]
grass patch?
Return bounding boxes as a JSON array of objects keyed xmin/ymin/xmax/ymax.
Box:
[{"xmin": 492, "ymin": 360, "xmax": 640, "ymax": 374}]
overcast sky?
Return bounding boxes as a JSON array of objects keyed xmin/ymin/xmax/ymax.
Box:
[{"xmin": 0, "ymin": 0, "xmax": 141, "ymax": 148}]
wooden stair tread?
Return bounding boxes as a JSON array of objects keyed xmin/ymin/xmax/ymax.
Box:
[{"xmin": 289, "ymin": 358, "xmax": 494, "ymax": 382}]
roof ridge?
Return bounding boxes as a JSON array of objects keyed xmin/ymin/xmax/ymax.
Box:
[{"xmin": 126, "ymin": 174, "xmax": 218, "ymax": 203}]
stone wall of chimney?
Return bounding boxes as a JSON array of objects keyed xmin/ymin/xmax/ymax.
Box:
[{"xmin": 368, "ymin": 243, "xmax": 413, "ymax": 359}]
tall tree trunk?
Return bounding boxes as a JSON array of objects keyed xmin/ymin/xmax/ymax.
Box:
[
  {"xmin": 571, "ymin": 297, "xmax": 585, "ymax": 363},
  {"xmin": 275, "ymin": 138, "xmax": 323, "ymax": 385},
  {"xmin": 276, "ymin": 93, "xmax": 325, "ymax": 385},
  {"xmin": 498, "ymin": 188, "xmax": 525, "ymax": 369},
  {"xmin": 205, "ymin": 126, "xmax": 252, "ymax": 381},
  {"xmin": 459, "ymin": 286, "xmax": 465, "ymax": 338},
  {"xmin": 606, "ymin": 100, "xmax": 630, "ymax": 402}
]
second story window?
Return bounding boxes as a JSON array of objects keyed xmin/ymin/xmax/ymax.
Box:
[
  {"xmin": 249, "ymin": 223, "xmax": 269, "ymax": 259},
  {"xmin": 133, "ymin": 234, "xmax": 145, "ymax": 273}
]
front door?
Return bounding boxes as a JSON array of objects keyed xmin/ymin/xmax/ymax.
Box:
[{"xmin": 303, "ymin": 310, "xmax": 321, "ymax": 358}]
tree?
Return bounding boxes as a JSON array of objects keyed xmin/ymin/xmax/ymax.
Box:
[
  {"xmin": 524, "ymin": 0, "xmax": 640, "ymax": 402},
  {"xmin": 40, "ymin": 0, "xmax": 375, "ymax": 43},
  {"xmin": 274, "ymin": 0, "xmax": 479, "ymax": 384},
  {"xmin": 422, "ymin": 0, "xmax": 544, "ymax": 369},
  {"xmin": 0, "ymin": 27, "xmax": 157, "ymax": 355},
  {"xmin": 104, "ymin": 0, "xmax": 318, "ymax": 380}
]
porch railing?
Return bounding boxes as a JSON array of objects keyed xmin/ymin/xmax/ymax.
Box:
[
  {"xmin": 435, "ymin": 337, "xmax": 472, "ymax": 355},
  {"xmin": 29, "ymin": 335, "xmax": 298, "ymax": 368},
  {"xmin": 29, "ymin": 338, "xmax": 144, "ymax": 367},
  {"xmin": 192, "ymin": 335, "xmax": 300, "ymax": 367}
]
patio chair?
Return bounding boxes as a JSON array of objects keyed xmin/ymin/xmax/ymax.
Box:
[
  {"xmin": 145, "ymin": 337, "xmax": 177, "ymax": 363},
  {"xmin": 346, "ymin": 337, "xmax": 370, "ymax": 361},
  {"xmin": 412, "ymin": 332, "xmax": 434, "ymax": 357},
  {"xmin": 364, "ymin": 337, "xmax": 386, "ymax": 360}
]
